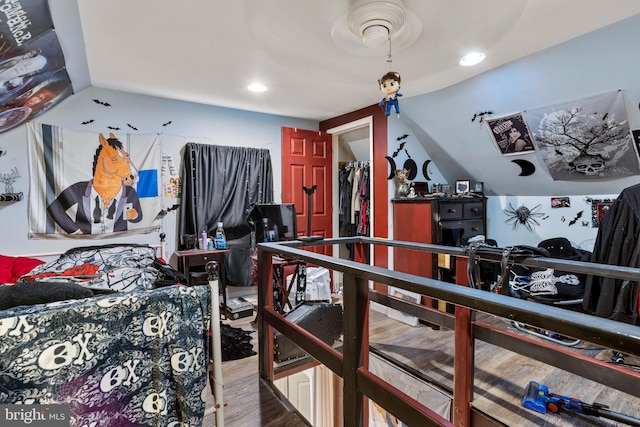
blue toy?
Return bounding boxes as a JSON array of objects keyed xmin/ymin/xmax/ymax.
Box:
[
  {"xmin": 522, "ymin": 380, "xmax": 640, "ymax": 426},
  {"xmin": 378, "ymin": 71, "xmax": 402, "ymax": 116}
]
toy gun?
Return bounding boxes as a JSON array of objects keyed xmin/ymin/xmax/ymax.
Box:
[{"xmin": 522, "ymin": 381, "xmax": 640, "ymax": 426}]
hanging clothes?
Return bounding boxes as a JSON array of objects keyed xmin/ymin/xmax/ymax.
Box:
[
  {"xmin": 583, "ymin": 183, "xmax": 640, "ymax": 324},
  {"xmin": 338, "ymin": 165, "xmax": 353, "ymax": 229},
  {"xmin": 351, "ymin": 166, "xmax": 362, "ymax": 225},
  {"xmin": 356, "ymin": 164, "xmax": 370, "ymax": 236},
  {"xmin": 338, "ymin": 161, "xmax": 370, "ymax": 260}
]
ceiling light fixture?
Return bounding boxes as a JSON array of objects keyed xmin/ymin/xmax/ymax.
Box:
[
  {"xmin": 332, "ymin": 0, "xmax": 421, "ymax": 56},
  {"xmin": 347, "ymin": 0, "xmax": 405, "ymax": 48},
  {"xmin": 247, "ymin": 83, "xmax": 267, "ymax": 92},
  {"xmin": 459, "ymin": 52, "xmax": 486, "ymax": 67},
  {"xmin": 361, "ymin": 19, "xmax": 391, "ymax": 47}
]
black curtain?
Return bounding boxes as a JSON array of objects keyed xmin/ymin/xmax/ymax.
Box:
[{"xmin": 179, "ymin": 143, "xmax": 273, "ymax": 285}]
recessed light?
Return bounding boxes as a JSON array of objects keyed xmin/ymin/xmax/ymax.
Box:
[
  {"xmin": 459, "ymin": 52, "xmax": 486, "ymax": 67},
  {"xmin": 248, "ymin": 83, "xmax": 267, "ymax": 92}
]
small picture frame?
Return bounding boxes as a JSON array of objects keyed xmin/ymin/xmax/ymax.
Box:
[
  {"xmin": 591, "ymin": 199, "xmax": 613, "ymax": 228},
  {"xmin": 551, "ymin": 196, "xmax": 571, "ymax": 208},
  {"xmin": 455, "ymin": 180, "xmax": 470, "ymax": 194}
]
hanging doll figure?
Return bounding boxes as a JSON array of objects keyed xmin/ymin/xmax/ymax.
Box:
[{"xmin": 378, "ymin": 71, "xmax": 402, "ymax": 117}]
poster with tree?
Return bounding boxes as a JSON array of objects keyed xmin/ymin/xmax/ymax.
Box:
[{"xmin": 524, "ymin": 90, "xmax": 639, "ymax": 180}]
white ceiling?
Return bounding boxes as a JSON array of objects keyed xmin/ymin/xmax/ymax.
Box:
[{"xmin": 72, "ymin": 0, "xmax": 640, "ymax": 121}]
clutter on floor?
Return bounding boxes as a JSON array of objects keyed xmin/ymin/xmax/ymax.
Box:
[{"xmin": 220, "ymin": 322, "xmax": 256, "ymax": 362}]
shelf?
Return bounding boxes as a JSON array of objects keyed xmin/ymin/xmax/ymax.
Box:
[{"xmin": 0, "ymin": 192, "xmax": 23, "ymax": 202}]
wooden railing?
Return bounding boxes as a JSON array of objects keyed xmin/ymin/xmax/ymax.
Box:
[{"xmin": 255, "ymin": 237, "xmax": 640, "ymax": 426}]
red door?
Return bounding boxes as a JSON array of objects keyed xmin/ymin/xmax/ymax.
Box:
[{"xmin": 282, "ymin": 127, "xmax": 332, "ymax": 255}]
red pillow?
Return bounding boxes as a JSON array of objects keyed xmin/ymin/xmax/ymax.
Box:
[
  {"xmin": 0, "ymin": 255, "xmax": 12, "ymax": 283},
  {"xmin": 0, "ymin": 255, "xmax": 44, "ymax": 283}
]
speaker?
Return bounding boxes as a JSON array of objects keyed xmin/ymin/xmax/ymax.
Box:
[{"xmin": 274, "ymin": 302, "xmax": 343, "ymax": 363}]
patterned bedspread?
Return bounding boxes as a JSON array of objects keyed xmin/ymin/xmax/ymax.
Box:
[
  {"xmin": 17, "ymin": 245, "xmax": 169, "ymax": 292},
  {"xmin": 0, "ymin": 284, "xmax": 211, "ymax": 427}
]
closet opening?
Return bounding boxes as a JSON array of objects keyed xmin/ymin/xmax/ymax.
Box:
[{"xmin": 328, "ymin": 117, "xmax": 373, "ymax": 294}]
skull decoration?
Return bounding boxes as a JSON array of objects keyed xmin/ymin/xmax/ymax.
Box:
[
  {"xmin": 38, "ymin": 341, "xmax": 78, "ymax": 370},
  {"xmin": 571, "ymin": 154, "xmax": 606, "ymax": 176},
  {"xmin": 100, "ymin": 365, "xmax": 128, "ymax": 392},
  {"xmin": 143, "ymin": 391, "xmax": 168, "ymax": 414},
  {"xmin": 170, "ymin": 350, "xmax": 193, "ymax": 373},
  {"xmin": 0, "ymin": 318, "xmax": 16, "ymax": 336},
  {"xmin": 143, "ymin": 312, "xmax": 172, "ymax": 337}
]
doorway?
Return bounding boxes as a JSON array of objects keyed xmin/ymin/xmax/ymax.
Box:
[{"xmin": 327, "ymin": 116, "xmax": 373, "ymax": 293}]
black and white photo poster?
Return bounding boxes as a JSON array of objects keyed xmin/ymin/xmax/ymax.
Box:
[
  {"xmin": 0, "ymin": 1, "xmax": 73, "ymax": 133},
  {"xmin": 485, "ymin": 112, "xmax": 536, "ymax": 156},
  {"xmin": 525, "ymin": 90, "xmax": 639, "ymax": 180}
]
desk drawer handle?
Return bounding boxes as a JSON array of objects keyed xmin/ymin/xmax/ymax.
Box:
[
  {"xmin": 203, "ymin": 256, "xmax": 208, "ymax": 260},
  {"xmin": 448, "ymin": 208, "xmax": 457, "ymax": 214},
  {"xmin": 470, "ymin": 207, "xmax": 479, "ymax": 213}
]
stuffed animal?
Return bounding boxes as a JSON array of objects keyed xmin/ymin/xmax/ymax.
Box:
[
  {"xmin": 378, "ymin": 71, "xmax": 402, "ymax": 117},
  {"xmin": 394, "ymin": 168, "xmax": 411, "ymax": 197}
]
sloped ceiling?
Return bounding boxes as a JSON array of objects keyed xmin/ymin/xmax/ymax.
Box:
[
  {"xmin": 48, "ymin": 1, "xmax": 640, "ymax": 197},
  {"xmin": 52, "ymin": 0, "xmax": 640, "ymax": 121}
]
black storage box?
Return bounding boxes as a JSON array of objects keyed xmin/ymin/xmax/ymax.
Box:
[{"xmin": 225, "ymin": 297, "xmax": 254, "ymax": 320}]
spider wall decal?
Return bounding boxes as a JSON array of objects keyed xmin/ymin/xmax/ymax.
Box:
[{"xmin": 504, "ymin": 203, "xmax": 546, "ymax": 232}]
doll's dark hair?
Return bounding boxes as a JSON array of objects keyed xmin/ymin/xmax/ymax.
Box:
[{"xmin": 378, "ymin": 71, "xmax": 401, "ymax": 86}]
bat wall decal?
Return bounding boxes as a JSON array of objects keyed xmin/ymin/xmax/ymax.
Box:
[
  {"xmin": 471, "ymin": 111, "xmax": 493, "ymax": 122},
  {"xmin": 162, "ymin": 121, "xmax": 172, "ymax": 127},
  {"xmin": 107, "ymin": 126, "xmax": 121, "ymax": 130},
  {"xmin": 93, "ymin": 99, "xmax": 111, "ymax": 107},
  {"xmin": 392, "ymin": 142, "xmax": 406, "ymax": 157},
  {"xmin": 81, "ymin": 120, "xmax": 94, "ymax": 125},
  {"xmin": 568, "ymin": 210, "xmax": 584, "ymax": 226},
  {"xmin": 127, "ymin": 124, "xmax": 138, "ymax": 131}
]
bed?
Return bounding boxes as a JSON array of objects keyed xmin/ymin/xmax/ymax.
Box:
[{"xmin": 0, "ymin": 244, "xmax": 215, "ymax": 427}]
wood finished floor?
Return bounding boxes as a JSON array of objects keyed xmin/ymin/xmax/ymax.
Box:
[
  {"xmin": 368, "ymin": 310, "xmax": 640, "ymax": 427},
  {"xmin": 203, "ymin": 305, "xmax": 640, "ymax": 427},
  {"xmin": 202, "ymin": 314, "xmax": 309, "ymax": 427}
]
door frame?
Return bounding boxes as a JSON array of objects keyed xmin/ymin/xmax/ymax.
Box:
[{"xmin": 327, "ymin": 116, "xmax": 374, "ymax": 264}]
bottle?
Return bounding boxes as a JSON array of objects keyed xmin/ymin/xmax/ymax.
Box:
[
  {"xmin": 262, "ymin": 218, "xmax": 269, "ymax": 242},
  {"xmin": 214, "ymin": 222, "xmax": 227, "ymax": 249},
  {"xmin": 201, "ymin": 230, "xmax": 208, "ymax": 250}
]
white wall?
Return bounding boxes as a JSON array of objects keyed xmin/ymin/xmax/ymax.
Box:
[
  {"xmin": 0, "ymin": 87, "xmax": 317, "ymax": 261},
  {"xmin": 487, "ymin": 194, "xmax": 616, "ymax": 252}
]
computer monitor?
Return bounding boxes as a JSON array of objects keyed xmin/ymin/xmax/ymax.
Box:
[{"xmin": 249, "ymin": 203, "xmax": 297, "ymax": 242}]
